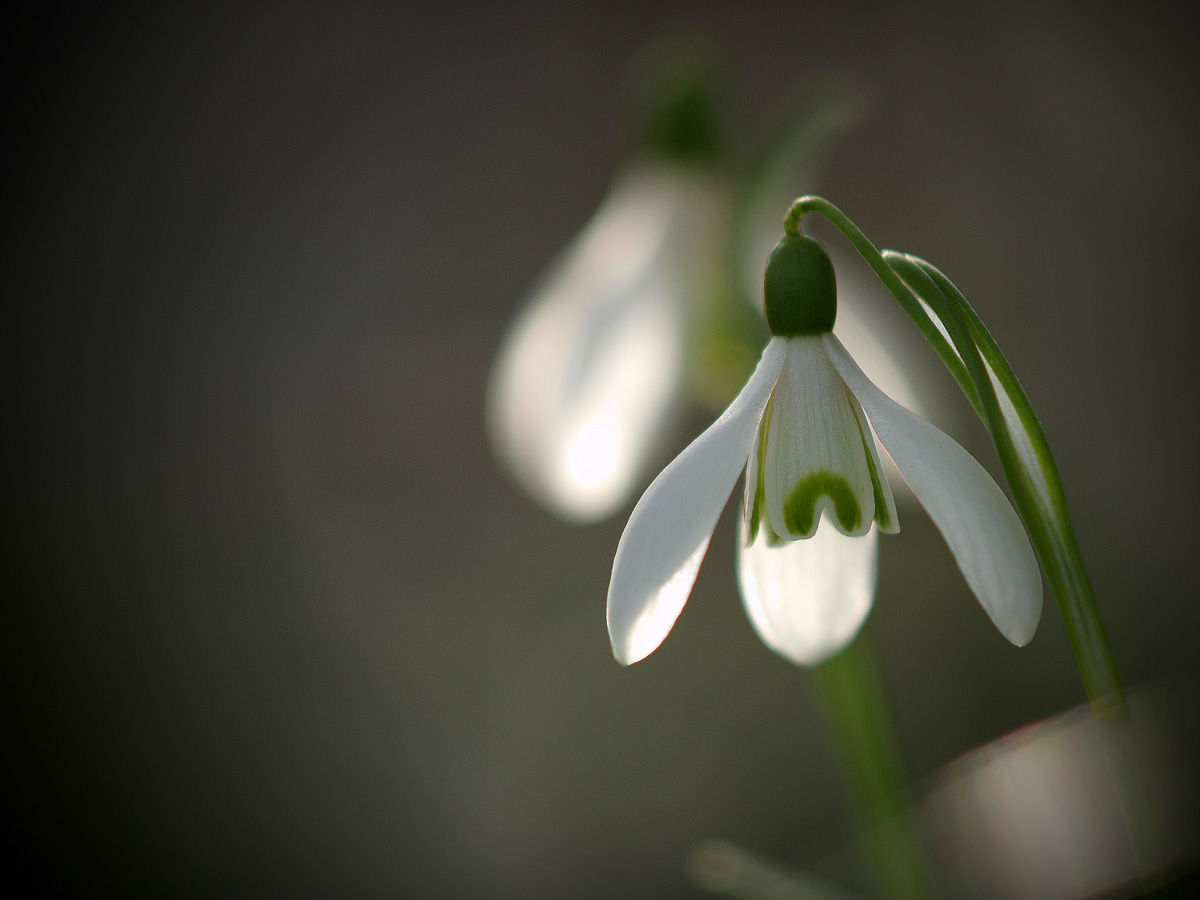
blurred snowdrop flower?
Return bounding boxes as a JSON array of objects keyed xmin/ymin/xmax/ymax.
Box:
[
  {"xmin": 488, "ymin": 35, "xmax": 885, "ymax": 523},
  {"xmin": 607, "ymin": 226, "xmax": 1042, "ymax": 666},
  {"xmin": 487, "ymin": 34, "xmax": 729, "ymax": 523},
  {"xmin": 487, "ymin": 164, "xmax": 724, "ymax": 522}
]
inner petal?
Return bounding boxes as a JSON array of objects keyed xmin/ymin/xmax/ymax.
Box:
[
  {"xmin": 848, "ymin": 386, "xmax": 900, "ymax": 534},
  {"xmin": 764, "ymin": 337, "xmax": 877, "ymax": 538}
]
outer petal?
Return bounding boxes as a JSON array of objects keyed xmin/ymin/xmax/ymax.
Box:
[
  {"xmin": 825, "ymin": 334, "xmax": 1042, "ymax": 645},
  {"xmin": 738, "ymin": 514, "xmax": 878, "ymax": 666},
  {"xmin": 608, "ymin": 339, "xmax": 788, "ymax": 664},
  {"xmin": 487, "ymin": 165, "xmax": 722, "ymax": 523}
]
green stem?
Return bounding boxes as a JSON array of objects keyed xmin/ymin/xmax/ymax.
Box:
[
  {"xmin": 787, "ymin": 196, "xmax": 1125, "ymax": 711},
  {"xmin": 880, "ymin": 257, "xmax": 1173, "ymax": 894},
  {"xmin": 785, "ymin": 197, "xmax": 1168, "ymax": 892},
  {"xmin": 816, "ymin": 637, "xmax": 935, "ymax": 900},
  {"xmin": 785, "ymin": 197, "xmax": 976, "ymax": 407}
]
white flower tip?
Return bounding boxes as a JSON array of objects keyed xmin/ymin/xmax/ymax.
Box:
[
  {"xmin": 998, "ymin": 587, "xmax": 1043, "ymax": 648},
  {"xmin": 605, "ymin": 338, "xmax": 789, "ymax": 667},
  {"xmin": 738, "ymin": 517, "xmax": 878, "ymax": 668},
  {"xmin": 608, "ymin": 541, "xmax": 709, "ymax": 665},
  {"xmin": 610, "ymin": 637, "xmax": 647, "ymax": 667}
]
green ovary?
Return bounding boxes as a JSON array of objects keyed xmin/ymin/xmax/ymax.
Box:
[{"xmin": 783, "ymin": 470, "xmax": 862, "ymax": 535}]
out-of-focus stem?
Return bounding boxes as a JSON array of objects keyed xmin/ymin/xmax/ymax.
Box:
[{"xmin": 816, "ymin": 636, "xmax": 936, "ymax": 900}]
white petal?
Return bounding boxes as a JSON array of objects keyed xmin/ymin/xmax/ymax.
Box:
[
  {"xmin": 487, "ymin": 165, "xmax": 722, "ymax": 522},
  {"xmin": 825, "ymin": 334, "xmax": 1042, "ymax": 645},
  {"xmin": 834, "ymin": 244, "xmax": 968, "ymax": 499},
  {"xmin": 763, "ymin": 337, "xmax": 876, "ymax": 539},
  {"xmin": 608, "ymin": 339, "xmax": 788, "ymax": 664},
  {"xmin": 741, "ymin": 397, "xmax": 765, "ymax": 539},
  {"xmin": 738, "ymin": 513, "xmax": 878, "ymax": 666}
]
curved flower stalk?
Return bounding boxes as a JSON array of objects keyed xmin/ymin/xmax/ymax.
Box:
[
  {"xmin": 774, "ymin": 195, "xmax": 1126, "ymax": 712},
  {"xmin": 732, "ymin": 73, "xmax": 942, "ymax": 432},
  {"xmin": 607, "ymin": 224, "xmax": 1042, "ymax": 666}
]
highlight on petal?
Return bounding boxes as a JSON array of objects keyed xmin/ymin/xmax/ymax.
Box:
[
  {"xmin": 825, "ymin": 334, "xmax": 1043, "ymax": 646},
  {"xmin": 762, "ymin": 337, "xmax": 876, "ymax": 539},
  {"xmin": 608, "ymin": 339, "xmax": 788, "ymax": 665},
  {"xmin": 738, "ymin": 512, "xmax": 878, "ymax": 667},
  {"xmin": 487, "ymin": 164, "xmax": 722, "ymax": 523}
]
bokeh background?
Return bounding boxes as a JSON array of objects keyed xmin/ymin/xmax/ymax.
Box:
[{"xmin": 11, "ymin": 2, "xmax": 1199, "ymax": 897}]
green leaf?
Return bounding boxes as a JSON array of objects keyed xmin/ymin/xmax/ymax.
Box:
[{"xmin": 885, "ymin": 250, "xmax": 1123, "ymax": 707}]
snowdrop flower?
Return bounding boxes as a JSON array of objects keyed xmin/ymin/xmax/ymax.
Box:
[
  {"xmin": 487, "ymin": 163, "xmax": 724, "ymax": 522},
  {"xmin": 487, "ymin": 34, "xmax": 731, "ymax": 524},
  {"xmin": 607, "ymin": 224, "xmax": 1042, "ymax": 666}
]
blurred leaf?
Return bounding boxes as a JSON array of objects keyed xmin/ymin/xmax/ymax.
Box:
[
  {"xmin": 619, "ymin": 29, "xmax": 735, "ymax": 165},
  {"xmin": 735, "ymin": 72, "xmax": 875, "ymax": 301},
  {"xmin": 687, "ymin": 839, "xmax": 869, "ymax": 900}
]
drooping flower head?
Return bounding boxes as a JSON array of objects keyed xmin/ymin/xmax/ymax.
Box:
[{"xmin": 607, "ymin": 217, "xmax": 1043, "ymax": 666}]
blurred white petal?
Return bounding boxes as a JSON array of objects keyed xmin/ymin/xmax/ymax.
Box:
[
  {"xmin": 607, "ymin": 339, "xmax": 787, "ymax": 665},
  {"xmin": 925, "ymin": 692, "xmax": 1192, "ymax": 900},
  {"xmin": 488, "ymin": 164, "xmax": 723, "ymax": 522},
  {"xmin": 825, "ymin": 334, "xmax": 1042, "ymax": 646},
  {"xmin": 738, "ymin": 513, "xmax": 877, "ymax": 666}
]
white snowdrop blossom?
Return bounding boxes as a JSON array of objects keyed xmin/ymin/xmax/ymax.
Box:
[
  {"xmin": 487, "ymin": 164, "xmax": 723, "ymax": 523},
  {"xmin": 607, "ymin": 228, "xmax": 1042, "ymax": 666}
]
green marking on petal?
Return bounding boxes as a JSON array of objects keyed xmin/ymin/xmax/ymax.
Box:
[
  {"xmin": 746, "ymin": 396, "xmax": 773, "ymax": 546},
  {"xmin": 746, "ymin": 398, "xmax": 790, "ymax": 549},
  {"xmin": 849, "ymin": 393, "xmax": 896, "ymax": 533},
  {"xmin": 783, "ymin": 469, "xmax": 862, "ymax": 536},
  {"xmin": 866, "ymin": 459, "xmax": 894, "ymax": 532},
  {"xmin": 764, "ymin": 522, "xmax": 789, "ymax": 547}
]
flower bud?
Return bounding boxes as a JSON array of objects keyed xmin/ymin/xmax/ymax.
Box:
[{"xmin": 763, "ymin": 232, "xmax": 837, "ymax": 336}]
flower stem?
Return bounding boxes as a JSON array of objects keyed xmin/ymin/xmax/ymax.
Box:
[
  {"xmin": 787, "ymin": 195, "xmax": 1126, "ymax": 712},
  {"xmin": 816, "ymin": 636, "xmax": 935, "ymax": 900},
  {"xmin": 786, "ymin": 196, "xmax": 1174, "ymax": 894}
]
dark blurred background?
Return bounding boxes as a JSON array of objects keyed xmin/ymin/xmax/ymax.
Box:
[{"xmin": 9, "ymin": 2, "xmax": 1199, "ymax": 897}]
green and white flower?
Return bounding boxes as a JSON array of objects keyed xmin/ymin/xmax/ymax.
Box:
[{"xmin": 607, "ymin": 229, "xmax": 1042, "ymax": 666}]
